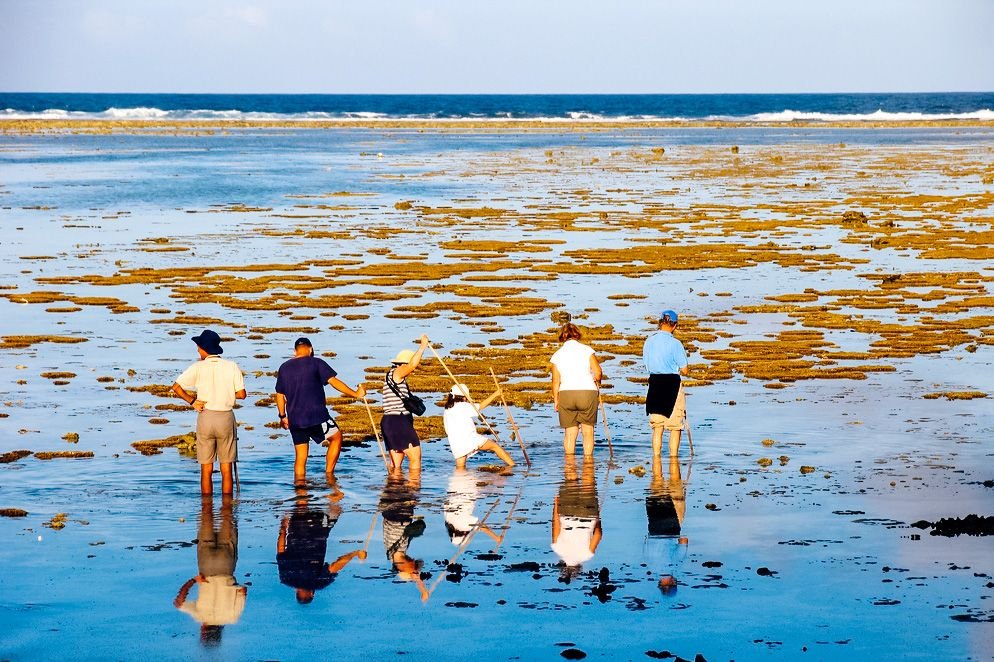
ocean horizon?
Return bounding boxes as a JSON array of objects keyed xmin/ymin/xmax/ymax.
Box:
[{"xmin": 2, "ymin": 91, "xmax": 993, "ymax": 122}]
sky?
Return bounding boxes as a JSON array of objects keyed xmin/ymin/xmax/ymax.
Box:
[{"xmin": 1, "ymin": 0, "xmax": 993, "ymax": 94}]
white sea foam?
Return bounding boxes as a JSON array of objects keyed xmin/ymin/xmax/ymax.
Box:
[{"xmin": 1, "ymin": 106, "xmax": 993, "ymax": 123}]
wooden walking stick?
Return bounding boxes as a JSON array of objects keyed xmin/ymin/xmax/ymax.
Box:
[
  {"xmin": 426, "ymin": 343, "xmax": 501, "ymax": 440},
  {"xmin": 234, "ymin": 461, "xmax": 241, "ymax": 494},
  {"xmin": 428, "ymin": 497, "xmax": 503, "ymax": 597},
  {"xmin": 488, "ymin": 367, "xmax": 531, "ymax": 469},
  {"xmin": 598, "ymin": 396, "xmax": 615, "ymax": 462},
  {"xmin": 684, "ymin": 410, "xmax": 695, "ymax": 457},
  {"xmin": 363, "ymin": 396, "xmax": 391, "ymax": 471},
  {"xmin": 491, "ymin": 486, "xmax": 523, "ymax": 553},
  {"xmin": 361, "ymin": 512, "xmax": 379, "ymax": 556}
]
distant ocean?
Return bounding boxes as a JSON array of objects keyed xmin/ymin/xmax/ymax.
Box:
[{"xmin": 1, "ymin": 92, "xmax": 993, "ymax": 122}]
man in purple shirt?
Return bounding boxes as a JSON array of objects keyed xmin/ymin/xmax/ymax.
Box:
[{"xmin": 275, "ymin": 338, "xmax": 366, "ymax": 482}]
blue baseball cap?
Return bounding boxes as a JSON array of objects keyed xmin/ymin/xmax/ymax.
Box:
[{"xmin": 660, "ymin": 310, "xmax": 679, "ymax": 324}]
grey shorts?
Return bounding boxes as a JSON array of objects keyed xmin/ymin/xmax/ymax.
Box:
[
  {"xmin": 558, "ymin": 390, "xmax": 599, "ymax": 428},
  {"xmin": 196, "ymin": 409, "xmax": 238, "ymax": 465}
]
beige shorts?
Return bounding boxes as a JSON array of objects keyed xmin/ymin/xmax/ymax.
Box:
[
  {"xmin": 196, "ymin": 409, "xmax": 238, "ymax": 465},
  {"xmin": 558, "ymin": 390, "xmax": 599, "ymax": 428},
  {"xmin": 649, "ymin": 385, "xmax": 687, "ymax": 432}
]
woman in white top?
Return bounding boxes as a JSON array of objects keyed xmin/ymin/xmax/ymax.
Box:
[
  {"xmin": 550, "ymin": 323, "xmax": 603, "ymax": 456},
  {"xmin": 442, "ymin": 383, "xmax": 515, "ymax": 469}
]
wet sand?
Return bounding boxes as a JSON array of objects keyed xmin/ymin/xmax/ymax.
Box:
[{"xmin": 1, "ymin": 124, "xmax": 993, "ymax": 660}]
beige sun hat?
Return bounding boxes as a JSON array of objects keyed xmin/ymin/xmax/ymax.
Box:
[
  {"xmin": 450, "ymin": 383, "xmax": 471, "ymax": 398},
  {"xmin": 392, "ymin": 349, "xmax": 416, "ymax": 364}
]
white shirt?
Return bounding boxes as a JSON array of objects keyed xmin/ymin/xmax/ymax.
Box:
[
  {"xmin": 443, "ymin": 401, "xmax": 487, "ymax": 459},
  {"xmin": 550, "ymin": 340, "xmax": 597, "ymax": 391},
  {"xmin": 443, "ymin": 471, "xmax": 480, "ymax": 546},
  {"xmin": 177, "ymin": 575, "xmax": 246, "ymax": 626},
  {"xmin": 176, "ymin": 356, "xmax": 245, "ymax": 412}
]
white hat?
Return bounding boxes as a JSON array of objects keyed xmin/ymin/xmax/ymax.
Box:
[
  {"xmin": 392, "ymin": 349, "xmax": 416, "ymax": 364},
  {"xmin": 450, "ymin": 383, "xmax": 471, "ymax": 398}
]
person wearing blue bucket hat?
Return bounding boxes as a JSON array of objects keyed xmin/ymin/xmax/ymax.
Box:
[
  {"xmin": 172, "ymin": 330, "xmax": 247, "ymax": 495},
  {"xmin": 642, "ymin": 310, "xmax": 689, "ymax": 457}
]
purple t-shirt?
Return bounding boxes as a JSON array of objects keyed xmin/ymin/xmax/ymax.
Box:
[{"xmin": 275, "ymin": 356, "xmax": 338, "ymax": 429}]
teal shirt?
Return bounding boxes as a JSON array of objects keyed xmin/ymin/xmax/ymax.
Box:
[{"xmin": 643, "ymin": 331, "xmax": 688, "ymax": 374}]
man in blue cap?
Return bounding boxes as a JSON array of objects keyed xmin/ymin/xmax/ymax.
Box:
[
  {"xmin": 642, "ymin": 310, "xmax": 689, "ymax": 457},
  {"xmin": 172, "ymin": 330, "xmax": 247, "ymax": 495},
  {"xmin": 274, "ymin": 337, "xmax": 366, "ymax": 482}
]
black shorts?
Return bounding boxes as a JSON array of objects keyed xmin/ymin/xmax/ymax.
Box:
[
  {"xmin": 290, "ymin": 420, "xmax": 339, "ymax": 446},
  {"xmin": 381, "ymin": 414, "xmax": 420, "ymax": 452}
]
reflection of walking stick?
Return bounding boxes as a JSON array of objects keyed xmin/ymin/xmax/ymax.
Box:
[
  {"xmin": 363, "ymin": 397, "xmax": 391, "ymax": 471},
  {"xmin": 488, "ymin": 367, "xmax": 531, "ymax": 469},
  {"xmin": 491, "ymin": 487, "xmax": 523, "ymax": 553},
  {"xmin": 428, "ymin": 497, "xmax": 503, "ymax": 597},
  {"xmin": 684, "ymin": 410, "xmax": 695, "ymax": 456},
  {"xmin": 598, "ymin": 396, "xmax": 615, "ymax": 462},
  {"xmin": 234, "ymin": 461, "xmax": 241, "ymax": 494},
  {"xmin": 427, "ymin": 344, "xmax": 501, "ymax": 440},
  {"xmin": 362, "ymin": 512, "xmax": 379, "ymax": 555}
]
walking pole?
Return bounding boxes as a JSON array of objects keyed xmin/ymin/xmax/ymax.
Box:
[
  {"xmin": 426, "ymin": 344, "xmax": 501, "ymax": 441},
  {"xmin": 598, "ymin": 395, "xmax": 615, "ymax": 462},
  {"xmin": 684, "ymin": 410, "xmax": 695, "ymax": 457},
  {"xmin": 363, "ymin": 396, "xmax": 391, "ymax": 471},
  {"xmin": 428, "ymin": 498, "xmax": 503, "ymax": 597},
  {"xmin": 488, "ymin": 367, "xmax": 531, "ymax": 469},
  {"xmin": 234, "ymin": 461, "xmax": 241, "ymax": 494}
]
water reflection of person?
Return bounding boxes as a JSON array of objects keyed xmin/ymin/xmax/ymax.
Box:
[
  {"xmin": 277, "ymin": 483, "xmax": 366, "ymax": 605},
  {"xmin": 174, "ymin": 495, "xmax": 247, "ymax": 647},
  {"xmin": 646, "ymin": 456, "xmax": 688, "ymax": 593},
  {"xmin": 552, "ymin": 457, "xmax": 602, "ymax": 583},
  {"xmin": 443, "ymin": 468, "xmax": 502, "ymax": 547},
  {"xmin": 380, "ymin": 469, "xmax": 429, "ymax": 601}
]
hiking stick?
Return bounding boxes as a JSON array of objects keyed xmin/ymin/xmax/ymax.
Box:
[
  {"xmin": 684, "ymin": 410, "xmax": 695, "ymax": 456},
  {"xmin": 427, "ymin": 344, "xmax": 501, "ymax": 440},
  {"xmin": 598, "ymin": 396, "xmax": 615, "ymax": 462},
  {"xmin": 234, "ymin": 461, "xmax": 241, "ymax": 494},
  {"xmin": 428, "ymin": 497, "xmax": 503, "ymax": 597},
  {"xmin": 363, "ymin": 396, "xmax": 391, "ymax": 471},
  {"xmin": 488, "ymin": 367, "xmax": 531, "ymax": 469}
]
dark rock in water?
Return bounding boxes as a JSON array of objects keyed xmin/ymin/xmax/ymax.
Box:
[
  {"xmin": 476, "ymin": 552, "xmax": 502, "ymax": 561},
  {"xmin": 444, "ymin": 601, "xmax": 478, "ymax": 608},
  {"xmin": 982, "ymin": 480, "xmax": 993, "ymax": 488},
  {"xmin": 554, "ymin": 642, "xmax": 576, "ymax": 647},
  {"xmin": 951, "ymin": 611, "xmax": 994, "ymax": 623},
  {"xmin": 446, "ymin": 562, "xmax": 467, "ymax": 583},
  {"xmin": 910, "ymin": 520, "xmax": 932, "ymax": 530},
  {"xmin": 645, "ymin": 651, "xmax": 673, "ymax": 659},
  {"xmin": 496, "ymin": 599, "xmax": 507, "ymax": 605},
  {"xmin": 704, "ymin": 503, "xmax": 719, "ymax": 511},
  {"xmin": 508, "ymin": 561, "xmax": 541, "ymax": 572},
  {"xmin": 694, "ymin": 656, "xmax": 708, "ymax": 662},
  {"xmin": 841, "ymin": 210, "xmax": 868, "ymax": 224},
  {"xmin": 561, "ymin": 649, "xmax": 587, "ymax": 660},
  {"xmin": 931, "ymin": 514, "xmax": 994, "ymax": 537},
  {"xmin": 756, "ymin": 567, "xmax": 776, "ymax": 577},
  {"xmin": 702, "ymin": 561, "xmax": 722, "ymax": 568},
  {"xmin": 590, "ymin": 581, "xmax": 617, "ymax": 603},
  {"xmin": 598, "ymin": 567, "xmax": 610, "ymax": 582},
  {"xmin": 0, "ymin": 508, "xmax": 29, "ymax": 518}
]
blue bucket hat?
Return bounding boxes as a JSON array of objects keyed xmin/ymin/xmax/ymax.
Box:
[
  {"xmin": 660, "ymin": 310, "xmax": 679, "ymax": 325},
  {"xmin": 192, "ymin": 329, "xmax": 223, "ymax": 355}
]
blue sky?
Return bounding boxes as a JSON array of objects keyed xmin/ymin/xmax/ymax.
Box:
[{"xmin": 1, "ymin": 0, "xmax": 992, "ymax": 93}]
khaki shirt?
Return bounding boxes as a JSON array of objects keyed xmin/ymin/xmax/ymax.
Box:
[{"xmin": 176, "ymin": 356, "xmax": 245, "ymax": 411}]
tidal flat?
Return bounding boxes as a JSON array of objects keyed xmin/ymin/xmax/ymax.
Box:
[{"xmin": 1, "ymin": 124, "xmax": 993, "ymax": 660}]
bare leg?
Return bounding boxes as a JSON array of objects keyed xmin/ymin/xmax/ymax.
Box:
[
  {"xmin": 455, "ymin": 455, "xmax": 467, "ymax": 469},
  {"xmin": 200, "ymin": 464, "xmax": 213, "ymax": 495},
  {"xmin": 563, "ymin": 426, "xmax": 579, "ymax": 454},
  {"xmin": 406, "ymin": 445, "xmax": 422, "ymax": 471},
  {"xmin": 219, "ymin": 462, "xmax": 234, "ymax": 495},
  {"xmin": 668, "ymin": 429, "xmax": 682, "ymax": 457},
  {"xmin": 480, "ymin": 440, "xmax": 515, "ymax": 466},
  {"xmin": 389, "ymin": 449, "xmax": 406, "ymax": 471},
  {"xmin": 651, "ymin": 423, "xmax": 664, "ymax": 458},
  {"xmin": 325, "ymin": 429, "xmax": 343, "ymax": 475},
  {"xmin": 293, "ymin": 443, "xmax": 309, "ymax": 483},
  {"xmin": 580, "ymin": 423, "xmax": 595, "ymax": 457}
]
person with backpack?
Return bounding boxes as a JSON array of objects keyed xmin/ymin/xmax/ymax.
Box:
[{"xmin": 381, "ymin": 334, "xmax": 430, "ymax": 471}]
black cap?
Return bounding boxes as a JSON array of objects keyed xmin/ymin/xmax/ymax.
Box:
[{"xmin": 294, "ymin": 337, "xmax": 312, "ymax": 348}]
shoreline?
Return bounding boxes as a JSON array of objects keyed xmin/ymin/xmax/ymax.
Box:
[{"xmin": 3, "ymin": 118, "xmax": 994, "ymax": 134}]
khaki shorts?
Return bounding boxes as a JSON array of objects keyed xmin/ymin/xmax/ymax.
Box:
[
  {"xmin": 649, "ymin": 385, "xmax": 687, "ymax": 432},
  {"xmin": 558, "ymin": 390, "xmax": 599, "ymax": 428},
  {"xmin": 196, "ymin": 409, "xmax": 238, "ymax": 465}
]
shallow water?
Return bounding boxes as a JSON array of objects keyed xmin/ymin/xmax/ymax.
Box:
[{"xmin": 1, "ymin": 127, "xmax": 993, "ymax": 660}]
